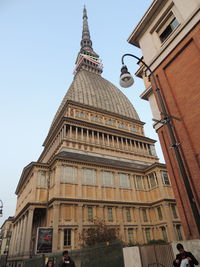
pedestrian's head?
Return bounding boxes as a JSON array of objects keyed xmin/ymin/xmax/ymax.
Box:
[
  {"xmin": 63, "ymin": 250, "xmax": 69, "ymax": 259},
  {"xmin": 46, "ymin": 259, "xmax": 54, "ymax": 267},
  {"xmin": 63, "ymin": 250, "xmax": 68, "ymax": 256},
  {"xmin": 176, "ymin": 243, "xmax": 184, "ymax": 253}
]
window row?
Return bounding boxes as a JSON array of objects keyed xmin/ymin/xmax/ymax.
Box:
[
  {"xmin": 63, "ymin": 224, "xmax": 183, "ymax": 247},
  {"xmin": 75, "ymin": 111, "xmax": 140, "ymax": 133},
  {"xmin": 61, "ymin": 204, "xmax": 178, "ymax": 223},
  {"xmin": 58, "ymin": 167, "xmax": 170, "ymax": 188},
  {"xmin": 37, "ymin": 169, "xmax": 170, "ymax": 189}
]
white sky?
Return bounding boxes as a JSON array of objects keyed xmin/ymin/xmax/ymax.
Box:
[{"xmin": 0, "ymin": 0, "xmax": 165, "ymax": 226}]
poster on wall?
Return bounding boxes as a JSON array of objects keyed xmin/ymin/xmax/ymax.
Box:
[{"xmin": 35, "ymin": 227, "xmax": 53, "ymax": 253}]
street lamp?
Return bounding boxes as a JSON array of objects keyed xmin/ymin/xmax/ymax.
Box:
[
  {"xmin": 119, "ymin": 53, "xmax": 200, "ymax": 235},
  {"xmin": 0, "ymin": 200, "xmax": 3, "ymax": 217}
]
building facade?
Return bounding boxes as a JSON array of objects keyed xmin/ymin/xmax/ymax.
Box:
[
  {"xmin": 128, "ymin": 0, "xmax": 200, "ymax": 239},
  {"xmin": 0, "ymin": 217, "xmax": 13, "ymax": 266},
  {"xmin": 8, "ymin": 7, "xmax": 183, "ymax": 262}
]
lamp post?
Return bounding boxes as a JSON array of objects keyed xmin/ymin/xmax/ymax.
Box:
[{"xmin": 119, "ymin": 53, "xmax": 200, "ymax": 235}]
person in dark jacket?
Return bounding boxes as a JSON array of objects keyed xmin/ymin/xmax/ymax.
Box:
[
  {"xmin": 173, "ymin": 243, "xmax": 199, "ymax": 267},
  {"xmin": 59, "ymin": 250, "xmax": 76, "ymax": 267}
]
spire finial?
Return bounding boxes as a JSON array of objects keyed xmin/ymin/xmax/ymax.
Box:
[{"xmin": 74, "ymin": 7, "xmax": 103, "ymax": 75}]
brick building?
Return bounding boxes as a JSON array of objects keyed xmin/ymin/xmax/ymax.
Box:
[{"xmin": 128, "ymin": 0, "xmax": 200, "ymax": 239}]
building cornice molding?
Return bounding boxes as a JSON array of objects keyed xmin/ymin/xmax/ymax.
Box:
[
  {"xmin": 51, "ymin": 152, "xmax": 154, "ymax": 173},
  {"xmin": 128, "ymin": 0, "xmax": 168, "ymax": 47},
  {"xmin": 15, "ymin": 162, "xmax": 49, "ymax": 195}
]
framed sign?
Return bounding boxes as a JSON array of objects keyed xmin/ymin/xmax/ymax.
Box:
[{"xmin": 35, "ymin": 227, "xmax": 53, "ymax": 253}]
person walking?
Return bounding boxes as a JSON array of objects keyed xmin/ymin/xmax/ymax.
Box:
[
  {"xmin": 173, "ymin": 243, "xmax": 199, "ymax": 267},
  {"xmin": 59, "ymin": 250, "xmax": 76, "ymax": 267},
  {"xmin": 46, "ymin": 259, "xmax": 54, "ymax": 267}
]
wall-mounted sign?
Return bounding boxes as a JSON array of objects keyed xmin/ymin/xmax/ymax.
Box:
[{"xmin": 35, "ymin": 227, "xmax": 53, "ymax": 253}]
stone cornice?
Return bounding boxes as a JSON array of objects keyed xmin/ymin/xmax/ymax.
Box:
[
  {"xmin": 12, "ymin": 197, "xmax": 175, "ymax": 223},
  {"xmin": 51, "ymin": 152, "xmax": 151, "ymax": 173},
  {"xmin": 15, "ymin": 162, "xmax": 49, "ymax": 194},
  {"xmin": 48, "ymin": 197, "xmax": 176, "ymax": 207},
  {"xmin": 128, "ymin": 0, "xmax": 168, "ymax": 47}
]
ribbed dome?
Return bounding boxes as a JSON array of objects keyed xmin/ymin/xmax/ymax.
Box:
[{"xmin": 51, "ymin": 70, "xmax": 140, "ymax": 128}]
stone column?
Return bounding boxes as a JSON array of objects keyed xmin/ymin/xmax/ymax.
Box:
[
  {"xmin": 9, "ymin": 223, "xmax": 17, "ymax": 256},
  {"xmin": 164, "ymin": 203, "xmax": 177, "ymax": 241},
  {"xmin": 116, "ymin": 137, "xmax": 119, "ymax": 148},
  {"xmin": 92, "ymin": 130, "xmax": 95, "ymax": 143},
  {"xmin": 135, "ymin": 208, "xmax": 143, "ymax": 244},
  {"xmin": 97, "ymin": 132, "xmax": 100, "ymax": 145},
  {"xmin": 52, "ymin": 203, "xmax": 60, "ymax": 252},
  {"xmin": 125, "ymin": 138, "xmax": 128, "ymax": 150},
  {"xmin": 75, "ymin": 127, "xmax": 78, "ymax": 140},
  {"xmin": 130, "ymin": 140, "xmax": 133, "ymax": 151},
  {"xmin": 18, "ymin": 216, "xmax": 25, "ymax": 254},
  {"xmin": 107, "ymin": 134, "xmax": 110, "ymax": 147},
  {"xmin": 102, "ymin": 133, "xmax": 105, "ymax": 146},
  {"xmin": 77, "ymin": 204, "xmax": 83, "ymax": 234},
  {"xmin": 69, "ymin": 125, "xmax": 72, "ymax": 139},
  {"xmin": 24, "ymin": 208, "xmax": 34, "ymax": 255},
  {"xmin": 112, "ymin": 135, "xmax": 115, "ymax": 147},
  {"xmin": 21, "ymin": 213, "xmax": 28, "ymax": 254},
  {"xmin": 118, "ymin": 207, "xmax": 125, "ymax": 240},
  {"xmin": 77, "ymin": 167, "xmax": 82, "ymax": 198}
]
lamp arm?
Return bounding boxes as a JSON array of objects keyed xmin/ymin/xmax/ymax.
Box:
[{"xmin": 121, "ymin": 54, "xmax": 167, "ymax": 116}]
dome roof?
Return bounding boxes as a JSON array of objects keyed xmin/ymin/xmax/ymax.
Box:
[{"xmin": 51, "ymin": 70, "xmax": 140, "ymax": 128}]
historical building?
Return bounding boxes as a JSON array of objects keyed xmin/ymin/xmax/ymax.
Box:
[
  {"xmin": 0, "ymin": 217, "xmax": 13, "ymax": 266},
  {"xmin": 8, "ymin": 7, "xmax": 183, "ymax": 262},
  {"xmin": 128, "ymin": 0, "xmax": 200, "ymax": 239}
]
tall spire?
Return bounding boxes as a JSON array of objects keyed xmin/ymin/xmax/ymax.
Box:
[
  {"xmin": 74, "ymin": 6, "xmax": 103, "ymax": 75},
  {"xmin": 81, "ymin": 6, "xmax": 93, "ymax": 53}
]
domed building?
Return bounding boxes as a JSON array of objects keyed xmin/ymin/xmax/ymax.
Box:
[{"xmin": 8, "ymin": 7, "xmax": 183, "ymax": 261}]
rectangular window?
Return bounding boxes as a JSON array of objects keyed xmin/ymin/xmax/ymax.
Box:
[
  {"xmin": 82, "ymin": 168, "xmax": 97, "ymax": 185},
  {"xmin": 60, "ymin": 166, "xmax": 78, "ymax": 184},
  {"xmin": 37, "ymin": 171, "xmax": 48, "ymax": 188},
  {"xmin": 157, "ymin": 207, "xmax": 163, "ymax": 220},
  {"xmin": 126, "ymin": 208, "xmax": 131, "ymax": 222},
  {"xmin": 161, "ymin": 171, "xmax": 170, "ymax": 185},
  {"xmin": 130, "ymin": 126, "xmax": 137, "ymax": 133},
  {"xmin": 106, "ymin": 120, "xmax": 115, "ymax": 126},
  {"xmin": 148, "ymin": 173, "xmax": 157, "ymax": 188},
  {"xmin": 118, "ymin": 123, "xmax": 127, "ymax": 129},
  {"xmin": 88, "ymin": 207, "xmax": 93, "ymax": 221},
  {"xmin": 150, "ymin": 145, "xmax": 157, "ymax": 156},
  {"xmin": 128, "ymin": 228, "xmax": 134, "ymax": 243},
  {"xmin": 171, "ymin": 204, "xmax": 178, "ymax": 218},
  {"xmin": 91, "ymin": 116, "xmax": 102, "ymax": 122},
  {"xmin": 159, "ymin": 17, "xmax": 179, "ymax": 42},
  {"xmin": 176, "ymin": 225, "xmax": 183, "ymax": 241},
  {"xmin": 76, "ymin": 112, "xmax": 87, "ymax": 118},
  {"xmin": 161, "ymin": 227, "xmax": 168, "ymax": 242},
  {"xmin": 64, "ymin": 229, "xmax": 71, "ymax": 247},
  {"xmin": 101, "ymin": 171, "xmax": 114, "ymax": 187},
  {"xmin": 135, "ymin": 175, "xmax": 144, "ymax": 190},
  {"xmin": 145, "ymin": 228, "xmax": 151, "ymax": 243},
  {"xmin": 108, "ymin": 207, "xmax": 113, "ymax": 222},
  {"xmin": 142, "ymin": 208, "xmax": 148, "ymax": 222},
  {"xmin": 118, "ymin": 173, "xmax": 130, "ymax": 188}
]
